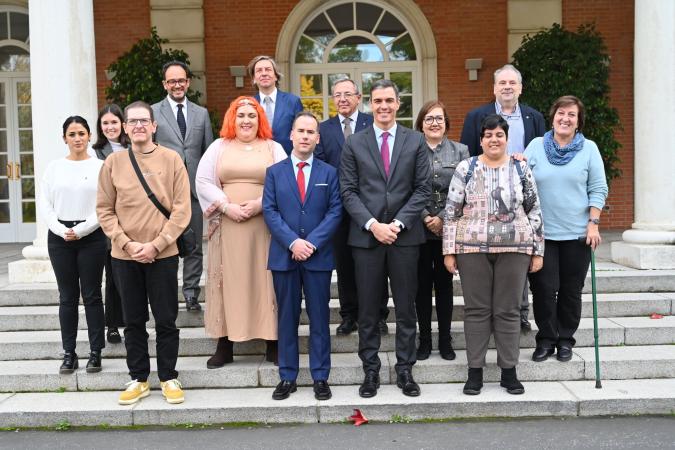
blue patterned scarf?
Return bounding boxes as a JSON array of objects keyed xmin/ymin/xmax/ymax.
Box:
[{"xmin": 543, "ymin": 129, "xmax": 585, "ymax": 165}]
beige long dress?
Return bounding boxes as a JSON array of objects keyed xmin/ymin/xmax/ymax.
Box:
[{"xmin": 204, "ymin": 141, "xmax": 277, "ymax": 341}]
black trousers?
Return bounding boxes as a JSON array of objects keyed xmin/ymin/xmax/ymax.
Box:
[
  {"xmin": 334, "ymin": 214, "xmax": 389, "ymax": 321},
  {"xmin": 415, "ymin": 239, "xmax": 453, "ymax": 341},
  {"xmin": 104, "ymin": 249, "xmax": 125, "ymax": 328},
  {"xmin": 112, "ymin": 256, "xmax": 179, "ymax": 382},
  {"xmin": 47, "ymin": 228, "xmax": 106, "ymax": 353},
  {"xmin": 529, "ymin": 239, "xmax": 590, "ymax": 348},
  {"xmin": 181, "ymin": 197, "xmax": 203, "ymax": 299},
  {"xmin": 353, "ymin": 244, "xmax": 418, "ymax": 375}
]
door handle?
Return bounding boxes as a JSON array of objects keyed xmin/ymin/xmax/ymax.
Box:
[
  {"xmin": 13, "ymin": 163, "xmax": 20, "ymax": 180},
  {"xmin": 5, "ymin": 163, "xmax": 11, "ymax": 180}
]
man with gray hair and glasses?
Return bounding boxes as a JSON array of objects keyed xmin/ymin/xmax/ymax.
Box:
[
  {"xmin": 460, "ymin": 63, "xmax": 546, "ymax": 332},
  {"xmin": 314, "ymin": 78, "xmax": 389, "ymax": 337}
]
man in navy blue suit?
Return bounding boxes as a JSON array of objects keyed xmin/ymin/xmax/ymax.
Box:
[
  {"xmin": 460, "ymin": 64, "xmax": 546, "ymax": 332},
  {"xmin": 249, "ymin": 55, "xmax": 303, "ymax": 154},
  {"xmin": 315, "ymin": 77, "xmax": 389, "ymax": 337},
  {"xmin": 263, "ymin": 112, "xmax": 342, "ymax": 401}
]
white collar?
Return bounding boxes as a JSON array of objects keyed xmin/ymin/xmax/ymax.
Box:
[
  {"xmin": 260, "ymin": 88, "xmax": 278, "ymax": 103},
  {"xmin": 338, "ymin": 110, "xmax": 359, "ymax": 124}
]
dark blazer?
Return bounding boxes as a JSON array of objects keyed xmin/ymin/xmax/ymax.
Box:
[
  {"xmin": 263, "ymin": 157, "xmax": 342, "ymax": 272},
  {"xmin": 339, "ymin": 124, "xmax": 431, "ymax": 249},
  {"xmin": 314, "ymin": 112, "xmax": 373, "ymax": 168},
  {"xmin": 152, "ymin": 98, "xmax": 214, "ymax": 197},
  {"xmin": 459, "ymin": 102, "xmax": 546, "ymax": 156},
  {"xmin": 93, "ymin": 141, "xmax": 115, "ymax": 161},
  {"xmin": 255, "ymin": 90, "xmax": 303, "ymax": 155}
]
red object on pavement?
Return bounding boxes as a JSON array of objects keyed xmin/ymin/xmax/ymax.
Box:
[
  {"xmin": 649, "ymin": 313, "xmax": 664, "ymax": 319},
  {"xmin": 349, "ymin": 409, "xmax": 368, "ymax": 426}
]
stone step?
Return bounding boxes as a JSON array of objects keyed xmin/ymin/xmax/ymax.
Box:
[
  {"xmin": 1, "ymin": 345, "xmax": 673, "ymax": 393},
  {"xmin": 0, "ymin": 316, "xmax": 672, "ymax": 361},
  {"xmin": 0, "ymin": 293, "xmax": 672, "ymax": 332},
  {"xmin": 0, "ymin": 378, "xmax": 673, "ymax": 427},
  {"xmin": 2, "ymin": 269, "xmax": 674, "ymax": 306}
]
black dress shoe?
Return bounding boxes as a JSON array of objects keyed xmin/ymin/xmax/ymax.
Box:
[
  {"xmin": 520, "ymin": 317, "xmax": 532, "ymax": 332},
  {"xmin": 313, "ymin": 380, "xmax": 332, "ymax": 400},
  {"xmin": 378, "ymin": 319, "xmax": 389, "ymax": 335},
  {"xmin": 532, "ymin": 346, "xmax": 555, "ymax": 362},
  {"xmin": 396, "ymin": 370, "xmax": 420, "ymax": 397},
  {"xmin": 359, "ymin": 371, "xmax": 380, "ymax": 398},
  {"xmin": 86, "ymin": 350, "xmax": 102, "ymax": 373},
  {"xmin": 439, "ymin": 336, "xmax": 456, "ymax": 360},
  {"xmin": 59, "ymin": 352, "xmax": 78, "ymax": 374},
  {"xmin": 185, "ymin": 296, "xmax": 202, "ymax": 312},
  {"xmin": 416, "ymin": 339, "xmax": 431, "ymax": 360},
  {"xmin": 106, "ymin": 327, "xmax": 122, "ymax": 344},
  {"xmin": 556, "ymin": 345, "xmax": 573, "ymax": 362},
  {"xmin": 336, "ymin": 318, "xmax": 358, "ymax": 336},
  {"xmin": 272, "ymin": 380, "xmax": 297, "ymax": 400}
]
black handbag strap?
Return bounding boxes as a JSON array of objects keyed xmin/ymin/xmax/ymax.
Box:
[{"xmin": 128, "ymin": 148, "xmax": 171, "ymax": 220}]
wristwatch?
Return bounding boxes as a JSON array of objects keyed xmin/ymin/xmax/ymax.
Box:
[{"xmin": 588, "ymin": 218, "xmax": 600, "ymax": 225}]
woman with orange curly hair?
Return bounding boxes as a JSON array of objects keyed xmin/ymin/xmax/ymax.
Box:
[{"xmin": 196, "ymin": 96, "xmax": 286, "ymax": 368}]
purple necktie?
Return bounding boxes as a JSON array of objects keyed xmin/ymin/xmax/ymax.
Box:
[{"xmin": 381, "ymin": 131, "xmax": 390, "ymax": 177}]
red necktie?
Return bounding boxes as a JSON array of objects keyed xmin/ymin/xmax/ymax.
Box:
[
  {"xmin": 381, "ymin": 131, "xmax": 391, "ymax": 177},
  {"xmin": 297, "ymin": 161, "xmax": 308, "ymax": 203}
]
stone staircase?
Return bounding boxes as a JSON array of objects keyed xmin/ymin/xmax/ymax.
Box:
[{"xmin": 0, "ymin": 263, "xmax": 674, "ymax": 427}]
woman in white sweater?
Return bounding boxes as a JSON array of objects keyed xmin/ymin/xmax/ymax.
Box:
[{"xmin": 39, "ymin": 116, "xmax": 106, "ymax": 374}]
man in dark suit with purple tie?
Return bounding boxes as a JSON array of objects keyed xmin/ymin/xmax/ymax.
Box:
[
  {"xmin": 315, "ymin": 78, "xmax": 389, "ymax": 337},
  {"xmin": 263, "ymin": 112, "xmax": 342, "ymax": 401}
]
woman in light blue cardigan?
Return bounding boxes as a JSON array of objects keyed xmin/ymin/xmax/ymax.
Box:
[{"xmin": 524, "ymin": 95, "xmax": 608, "ymax": 363}]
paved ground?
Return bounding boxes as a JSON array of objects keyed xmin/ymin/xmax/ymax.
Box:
[{"xmin": 0, "ymin": 416, "xmax": 673, "ymax": 449}]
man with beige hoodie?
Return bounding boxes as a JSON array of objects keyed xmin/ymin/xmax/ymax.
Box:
[{"xmin": 97, "ymin": 101, "xmax": 191, "ymax": 405}]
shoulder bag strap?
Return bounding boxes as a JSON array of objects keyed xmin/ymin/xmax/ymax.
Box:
[{"xmin": 128, "ymin": 148, "xmax": 171, "ymax": 220}]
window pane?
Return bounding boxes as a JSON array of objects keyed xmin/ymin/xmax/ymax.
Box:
[
  {"xmin": 18, "ymin": 105, "xmax": 31, "ymax": 128},
  {"xmin": 388, "ymin": 33, "xmax": 417, "ymax": 61},
  {"xmin": 296, "ymin": 35, "xmax": 324, "ymax": 64},
  {"xmin": 16, "ymin": 81, "xmax": 30, "ymax": 104},
  {"xmin": 329, "ymin": 36, "xmax": 383, "ymax": 63},
  {"xmin": 0, "ymin": 202, "xmax": 9, "ymax": 223},
  {"xmin": 21, "ymin": 178, "xmax": 34, "ymax": 198},
  {"xmin": 375, "ymin": 12, "xmax": 405, "ymax": 45},
  {"xmin": 361, "ymin": 72, "xmax": 384, "ymax": 96},
  {"xmin": 20, "ymin": 154, "xmax": 33, "ymax": 175},
  {"xmin": 300, "ymin": 74, "xmax": 322, "ymax": 96},
  {"xmin": 19, "ymin": 130, "xmax": 31, "ymax": 151},
  {"xmin": 0, "ymin": 46, "xmax": 30, "ymax": 72},
  {"xmin": 22, "ymin": 201, "xmax": 35, "ymax": 223},
  {"xmin": 0, "ymin": 83, "xmax": 5, "ymax": 104},
  {"xmin": 301, "ymin": 98, "xmax": 324, "ymax": 118},
  {"xmin": 356, "ymin": 3, "xmax": 383, "ymax": 33},
  {"xmin": 398, "ymin": 119, "xmax": 413, "ymax": 129},
  {"xmin": 0, "ymin": 13, "xmax": 7, "ymax": 40},
  {"xmin": 328, "ymin": 73, "xmax": 350, "ymax": 91},
  {"xmin": 9, "ymin": 12, "xmax": 29, "ymax": 42},
  {"xmin": 390, "ymin": 72, "xmax": 412, "ymax": 95},
  {"xmin": 0, "ymin": 178, "xmax": 7, "ymax": 199},
  {"xmin": 0, "ymin": 154, "xmax": 6, "ymax": 175},
  {"xmin": 326, "ymin": 3, "xmax": 353, "ymax": 33},
  {"xmin": 0, "ymin": 106, "xmax": 5, "ymax": 128},
  {"xmin": 304, "ymin": 13, "xmax": 336, "ymax": 46},
  {"xmin": 399, "ymin": 95, "xmax": 413, "ymax": 118},
  {"xmin": 0, "ymin": 130, "xmax": 6, "ymax": 152}
]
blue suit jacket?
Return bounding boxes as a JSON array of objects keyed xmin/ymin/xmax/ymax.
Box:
[
  {"xmin": 459, "ymin": 102, "xmax": 546, "ymax": 156},
  {"xmin": 263, "ymin": 157, "xmax": 342, "ymax": 271},
  {"xmin": 314, "ymin": 112, "xmax": 373, "ymax": 168},
  {"xmin": 255, "ymin": 90, "xmax": 303, "ymax": 155}
]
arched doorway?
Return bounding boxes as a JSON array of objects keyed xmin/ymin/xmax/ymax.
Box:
[
  {"xmin": 282, "ymin": 0, "xmax": 436, "ymax": 127},
  {"xmin": 0, "ymin": 6, "xmax": 32, "ymax": 243}
]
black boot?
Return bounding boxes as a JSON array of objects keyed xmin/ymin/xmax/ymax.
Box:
[
  {"xmin": 207, "ymin": 337, "xmax": 234, "ymax": 369},
  {"xmin": 416, "ymin": 335, "xmax": 432, "ymax": 360},
  {"xmin": 59, "ymin": 352, "xmax": 79, "ymax": 374},
  {"xmin": 265, "ymin": 340, "xmax": 278, "ymax": 366},
  {"xmin": 463, "ymin": 367, "xmax": 483, "ymax": 395},
  {"xmin": 107, "ymin": 327, "xmax": 122, "ymax": 344},
  {"xmin": 86, "ymin": 350, "xmax": 102, "ymax": 373},
  {"xmin": 438, "ymin": 335, "xmax": 456, "ymax": 360},
  {"xmin": 500, "ymin": 367, "xmax": 525, "ymax": 395}
]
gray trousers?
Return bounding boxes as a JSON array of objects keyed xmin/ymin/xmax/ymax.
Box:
[
  {"xmin": 182, "ymin": 197, "xmax": 203, "ymax": 299},
  {"xmin": 457, "ymin": 252, "xmax": 530, "ymax": 369}
]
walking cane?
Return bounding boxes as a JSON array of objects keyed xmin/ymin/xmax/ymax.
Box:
[{"xmin": 590, "ymin": 247, "xmax": 602, "ymax": 388}]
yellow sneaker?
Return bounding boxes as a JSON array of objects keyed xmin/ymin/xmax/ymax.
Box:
[
  {"xmin": 160, "ymin": 379, "xmax": 184, "ymax": 404},
  {"xmin": 118, "ymin": 380, "xmax": 150, "ymax": 405}
]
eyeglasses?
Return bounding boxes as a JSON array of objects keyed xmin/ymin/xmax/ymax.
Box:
[
  {"xmin": 126, "ymin": 118, "xmax": 152, "ymax": 127},
  {"xmin": 332, "ymin": 92, "xmax": 357, "ymax": 100},
  {"xmin": 165, "ymin": 78, "xmax": 188, "ymax": 87},
  {"xmin": 423, "ymin": 115, "xmax": 445, "ymax": 125}
]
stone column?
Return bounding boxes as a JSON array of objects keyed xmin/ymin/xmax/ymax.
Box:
[
  {"xmin": 9, "ymin": 0, "xmax": 98, "ymax": 283},
  {"xmin": 611, "ymin": 0, "xmax": 675, "ymax": 269}
]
